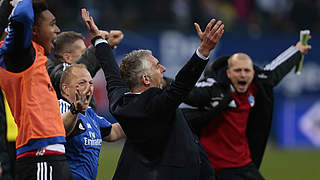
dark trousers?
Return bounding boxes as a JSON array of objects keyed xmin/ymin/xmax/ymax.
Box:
[
  {"xmin": 0, "ymin": 142, "xmax": 16, "ymax": 180},
  {"xmin": 199, "ymin": 146, "xmax": 216, "ymax": 180},
  {"xmin": 15, "ymin": 154, "xmax": 74, "ymax": 180},
  {"xmin": 216, "ymin": 162, "xmax": 265, "ymax": 180}
]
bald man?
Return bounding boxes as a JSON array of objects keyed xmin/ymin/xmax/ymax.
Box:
[{"xmin": 183, "ymin": 41, "xmax": 311, "ymax": 180}]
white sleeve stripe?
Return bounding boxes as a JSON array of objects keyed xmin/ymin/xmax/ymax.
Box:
[
  {"xmin": 264, "ymin": 46, "xmax": 298, "ymax": 71},
  {"xmin": 264, "ymin": 46, "xmax": 297, "ymax": 70},
  {"xmin": 40, "ymin": 162, "xmax": 43, "ymax": 180},
  {"xmin": 37, "ymin": 163, "xmax": 40, "ymax": 180},
  {"xmin": 58, "ymin": 99, "xmax": 70, "ymax": 114},
  {"xmin": 50, "ymin": 166, "xmax": 52, "ymax": 180},
  {"xmin": 44, "ymin": 162, "xmax": 47, "ymax": 180},
  {"xmin": 195, "ymin": 78, "xmax": 216, "ymax": 87}
]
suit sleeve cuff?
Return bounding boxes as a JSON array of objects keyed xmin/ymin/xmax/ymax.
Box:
[
  {"xmin": 196, "ymin": 48, "xmax": 209, "ymax": 60},
  {"xmin": 94, "ymin": 39, "xmax": 108, "ymax": 47}
]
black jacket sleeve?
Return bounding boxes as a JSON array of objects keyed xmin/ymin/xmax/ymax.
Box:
[
  {"xmin": 183, "ymin": 83, "xmax": 214, "ymax": 107},
  {"xmin": 150, "ymin": 53, "xmax": 209, "ymax": 114},
  {"xmin": 76, "ymin": 46, "xmax": 101, "ymax": 78},
  {"xmin": 0, "ymin": 0, "xmax": 12, "ymax": 36},
  {"xmin": 263, "ymin": 46, "xmax": 302, "ymax": 86},
  {"xmin": 46, "ymin": 58, "xmax": 61, "ymax": 76},
  {"xmin": 181, "ymin": 108, "xmax": 220, "ymax": 135},
  {"xmin": 95, "ymin": 42, "xmax": 130, "ymax": 107}
]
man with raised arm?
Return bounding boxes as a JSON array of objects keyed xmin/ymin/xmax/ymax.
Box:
[
  {"xmin": 82, "ymin": 8, "xmax": 224, "ymax": 180},
  {"xmin": 183, "ymin": 42, "xmax": 311, "ymax": 179},
  {"xmin": 58, "ymin": 64, "xmax": 125, "ymax": 180},
  {"xmin": 0, "ymin": 0, "xmax": 73, "ymax": 179}
]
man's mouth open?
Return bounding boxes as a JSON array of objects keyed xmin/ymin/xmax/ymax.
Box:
[
  {"xmin": 236, "ymin": 80, "xmax": 248, "ymax": 92},
  {"xmin": 238, "ymin": 80, "xmax": 247, "ymax": 86}
]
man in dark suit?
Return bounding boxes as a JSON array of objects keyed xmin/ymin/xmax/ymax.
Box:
[{"xmin": 81, "ymin": 8, "xmax": 224, "ymax": 180}]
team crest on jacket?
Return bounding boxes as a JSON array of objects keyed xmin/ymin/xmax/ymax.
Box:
[{"xmin": 248, "ymin": 95, "xmax": 255, "ymax": 107}]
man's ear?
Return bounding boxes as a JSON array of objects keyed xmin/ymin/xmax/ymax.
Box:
[
  {"xmin": 226, "ymin": 68, "xmax": 231, "ymax": 79},
  {"xmin": 61, "ymin": 83, "xmax": 69, "ymax": 97},
  {"xmin": 62, "ymin": 53, "xmax": 72, "ymax": 64},
  {"xmin": 32, "ymin": 26, "xmax": 39, "ymax": 39},
  {"xmin": 141, "ymin": 74, "xmax": 151, "ymax": 86}
]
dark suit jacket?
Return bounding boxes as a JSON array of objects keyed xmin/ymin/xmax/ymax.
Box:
[{"xmin": 95, "ymin": 42, "xmax": 214, "ymax": 180}]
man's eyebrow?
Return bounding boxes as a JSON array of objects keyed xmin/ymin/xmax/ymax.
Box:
[{"xmin": 51, "ymin": 18, "xmax": 56, "ymax": 24}]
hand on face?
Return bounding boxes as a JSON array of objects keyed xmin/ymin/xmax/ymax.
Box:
[
  {"xmin": 74, "ymin": 83, "xmax": 93, "ymax": 111},
  {"xmin": 194, "ymin": 19, "xmax": 224, "ymax": 57}
]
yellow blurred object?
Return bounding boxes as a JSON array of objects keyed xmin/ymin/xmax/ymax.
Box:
[{"xmin": 1, "ymin": 89, "xmax": 17, "ymax": 142}]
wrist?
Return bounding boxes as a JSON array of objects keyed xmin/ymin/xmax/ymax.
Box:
[
  {"xmin": 198, "ymin": 47, "xmax": 210, "ymax": 58},
  {"xmin": 69, "ymin": 103, "xmax": 81, "ymax": 115},
  {"xmin": 91, "ymin": 35, "xmax": 104, "ymax": 45}
]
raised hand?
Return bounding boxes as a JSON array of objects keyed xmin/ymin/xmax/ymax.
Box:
[
  {"xmin": 194, "ymin": 19, "xmax": 224, "ymax": 57},
  {"xmin": 81, "ymin": 8, "xmax": 100, "ymax": 39},
  {"xmin": 9, "ymin": 0, "xmax": 22, "ymax": 7},
  {"xmin": 99, "ymin": 30, "xmax": 109, "ymax": 40},
  {"xmin": 296, "ymin": 35, "xmax": 312, "ymax": 55},
  {"xmin": 74, "ymin": 84, "xmax": 92, "ymax": 111},
  {"xmin": 107, "ymin": 30, "xmax": 124, "ymax": 47}
]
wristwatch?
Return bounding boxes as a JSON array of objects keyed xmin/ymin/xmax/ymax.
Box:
[
  {"xmin": 90, "ymin": 35, "xmax": 104, "ymax": 45},
  {"xmin": 69, "ymin": 103, "xmax": 81, "ymax": 115}
]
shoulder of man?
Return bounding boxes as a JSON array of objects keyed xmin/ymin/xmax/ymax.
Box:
[
  {"xmin": 58, "ymin": 99, "xmax": 70, "ymax": 114},
  {"xmin": 47, "ymin": 58, "xmax": 61, "ymax": 74}
]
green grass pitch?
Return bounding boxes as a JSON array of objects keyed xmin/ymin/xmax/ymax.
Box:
[{"xmin": 97, "ymin": 142, "xmax": 320, "ymax": 180}]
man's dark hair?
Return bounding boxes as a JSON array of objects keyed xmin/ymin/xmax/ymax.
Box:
[
  {"xmin": 32, "ymin": 0, "xmax": 48, "ymax": 26},
  {"xmin": 53, "ymin": 31, "xmax": 84, "ymax": 61}
]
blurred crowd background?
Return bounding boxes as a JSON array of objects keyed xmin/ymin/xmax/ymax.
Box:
[
  {"xmin": 44, "ymin": 1, "xmax": 320, "ymax": 179},
  {"xmin": 47, "ymin": 0, "xmax": 320, "ymax": 150},
  {"xmin": 49, "ymin": 0, "xmax": 320, "ymax": 35}
]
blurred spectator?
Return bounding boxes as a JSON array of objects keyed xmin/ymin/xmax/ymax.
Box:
[
  {"xmin": 196, "ymin": 0, "xmax": 236, "ymax": 31},
  {"xmin": 47, "ymin": 0, "xmax": 320, "ymax": 33},
  {"xmin": 171, "ymin": 0, "xmax": 191, "ymax": 29},
  {"xmin": 233, "ymin": 0, "xmax": 252, "ymax": 21},
  {"xmin": 289, "ymin": 0, "xmax": 318, "ymax": 31}
]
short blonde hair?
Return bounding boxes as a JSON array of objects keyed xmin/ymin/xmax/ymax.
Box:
[{"xmin": 60, "ymin": 64, "xmax": 87, "ymax": 94}]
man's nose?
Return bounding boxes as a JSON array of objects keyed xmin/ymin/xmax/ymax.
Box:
[
  {"xmin": 55, "ymin": 25, "xmax": 61, "ymax": 33},
  {"xmin": 240, "ymin": 70, "xmax": 246, "ymax": 77},
  {"xmin": 160, "ymin": 64, "xmax": 166, "ymax": 73}
]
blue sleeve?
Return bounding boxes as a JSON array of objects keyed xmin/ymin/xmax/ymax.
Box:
[
  {"xmin": 0, "ymin": 0, "xmax": 34, "ymax": 69},
  {"xmin": 102, "ymin": 112, "xmax": 118, "ymax": 124},
  {"xmin": 89, "ymin": 109, "xmax": 113, "ymax": 138},
  {"xmin": 94, "ymin": 112, "xmax": 112, "ymax": 129}
]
